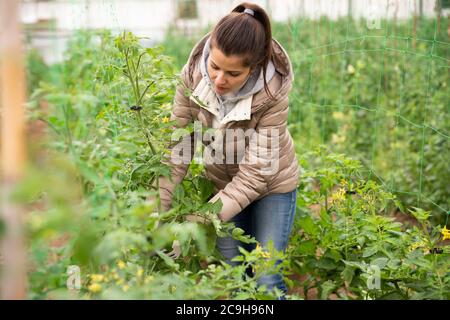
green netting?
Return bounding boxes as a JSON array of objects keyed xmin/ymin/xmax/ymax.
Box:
[{"xmin": 269, "ymin": 6, "xmax": 449, "ymax": 225}]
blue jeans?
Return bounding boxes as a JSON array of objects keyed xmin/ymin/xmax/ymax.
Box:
[{"xmin": 216, "ymin": 189, "xmax": 297, "ymax": 297}]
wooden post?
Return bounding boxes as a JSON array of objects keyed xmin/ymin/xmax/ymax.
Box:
[{"xmin": 0, "ymin": 0, "xmax": 27, "ymax": 299}]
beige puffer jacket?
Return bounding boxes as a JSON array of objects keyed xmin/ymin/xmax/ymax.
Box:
[{"xmin": 159, "ymin": 33, "xmax": 300, "ymax": 222}]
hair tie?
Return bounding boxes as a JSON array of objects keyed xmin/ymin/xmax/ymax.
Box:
[{"xmin": 243, "ymin": 8, "xmax": 254, "ymax": 16}]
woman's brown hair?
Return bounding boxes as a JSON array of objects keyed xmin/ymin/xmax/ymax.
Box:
[{"xmin": 210, "ymin": 2, "xmax": 282, "ymax": 100}]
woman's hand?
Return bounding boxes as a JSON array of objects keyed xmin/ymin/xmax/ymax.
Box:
[
  {"xmin": 164, "ymin": 240, "xmax": 181, "ymax": 259},
  {"xmin": 159, "ymin": 214, "xmax": 210, "ymax": 260}
]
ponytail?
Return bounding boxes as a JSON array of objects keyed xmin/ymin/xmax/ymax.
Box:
[{"xmin": 211, "ymin": 2, "xmax": 280, "ymax": 100}]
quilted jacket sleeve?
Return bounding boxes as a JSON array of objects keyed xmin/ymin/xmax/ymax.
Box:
[{"xmin": 208, "ymin": 96, "xmax": 290, "ymax": 222}]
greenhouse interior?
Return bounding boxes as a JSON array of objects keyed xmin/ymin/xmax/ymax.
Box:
[{"xmin": 0, "ymin": 0, "xmax": 448, "ymax": 302}]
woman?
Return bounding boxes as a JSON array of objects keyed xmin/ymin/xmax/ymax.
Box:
[{"xmin": 158, "ymin": 2, "xmax": 299, "ymax": 297}]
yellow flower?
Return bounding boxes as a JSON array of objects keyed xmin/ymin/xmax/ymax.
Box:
[
  {"xmin": 144, "ymin": 275, "xmax": 154, "ymax": 284},
  {"xmin": 136, "ymin": 267, "xmax": 144, "ymax": 278},
  {"xmin": 122, "ymin": 284, "xmax": 130, "ymax": 292},
  {"xmin": 162, "ymin": 116, "xmax": 170, "ymax": 123},
  {"xmin": 409, "ymin": 241, "xmax": 426, "ymax": 252},
  {"xmin": 255, "ymin": 244, "xmax": 271, "ymax": 259},
  {"xmin": 441, "ymin": 226, "xmax": 450, "ymax": 241},
  {"xmin": 90, "ymin": 274, "xmax": 105, "ymax": 282},
  {"xmin": 331, "ymin": 188, "xmax": 346, "ymax": 204},
  {"xmin": 88, "ymin": 283, "xmax": 102, "ymax": 293},
  {"xmin": 332, "ymin": 111, "xmax": 345, "ymax": 120},
  {"xmin": 331, "ymin": 133, "xmax": 346, "ymax": 144},
  {"xmin": 117, "ymin": 260, "xmax": 126, "ymax": 270},
  {"xmin": 347, "ymin": 64, "xmax": 355, "ymax": 74}
]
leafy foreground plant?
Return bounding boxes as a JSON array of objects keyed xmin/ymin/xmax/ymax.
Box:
[{"xmin": 287, "ymin": 145, "xmax": 449, "ymax": 300}]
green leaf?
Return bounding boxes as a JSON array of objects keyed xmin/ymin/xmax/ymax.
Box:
[
  {"xmin": 320, "ymin": 280, "xmax": 336, "ymax": 300},
  {"xmin": 197, "ymin": 177, "xmax": 214, "ymax": 202},
  {"xmin": 325, "ymin": 249, "xmax": 342, "ymax": 262},
  {"xmin": 299, "ymin": 215, "xmax": 319, "ymax": 237},
  {"xmin": 76, "ymin": 161, "xmax": 101, "ymax": 184},
  {"xmin": 371, "ymin": 257, "xmax": 389, "ymax": 268},
  {"xmin": 363, "ymin": 246, "xmax": 378, "ymax": 258},
  {"xmin": 378, "ymin": 291, "xmax": 406, "ymax": 300},
  {"xmin": 387, "ymin": 259, "xmax": 401, "ymax": 269},
  {"xmin": 343, "ymin": 260, "xmax": 367, "ymax": 270},
  {"xmin": 72, "ymin": 223, "xmax": 101, "ymax": 266},
  {"xmin": 297, "ymin": 240, "xmax": 316, "ymax": 255},
  {"xmin": 407, "ymin": 207, "xmax": 431, "ymax": 222},
  {"xmin": 173, "ymin": 184, "xmax": 185, "ymax": 203},
  {"xmin": 342, "ymin": 266, "xmax": 355, "ymax": 284},
  {"xmin": 231, "ymin": 227, "xmax": 255, "ymax": 244},
  {"xmin": 232, "ymin": 227, "xmax": 245, "ymax": 238},
  {"xmin": 357, "ymin": 236, "xmax": 366, "ymax": 247},
  {"xmin": 93, "ymin": 229, "xmax": 147, "ymax": 264},
  {"xmin": 316, "ymin": 257, "xmax": 337, "ymax": 270}
]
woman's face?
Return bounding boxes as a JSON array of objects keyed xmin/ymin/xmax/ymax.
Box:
[{"xmin": 207, "ymin": 46, "xmax": 251, "ymax": 96}]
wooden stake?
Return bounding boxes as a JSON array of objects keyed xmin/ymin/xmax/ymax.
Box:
[{"xmin": 0, "ymin": 0, "xmax": 27, "ymax": 299}]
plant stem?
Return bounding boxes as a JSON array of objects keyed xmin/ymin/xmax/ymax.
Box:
[
  {"xmin": 136, "ymin": 52, "xmax": 145, "ymax": 73},
  {"xmin": 62, "ymin": 102, "xmax": 73, "ymax": 152},
  {"xmin": 124, "ymin": 47, "xmax": 139, "ymax": 104},
  {"xmin": 130, "ymin": 58, "xmax": 140, "ymax": 100},
  {"xmin": 137, "ymin": 81, "xmax": 155, "ymax": 106},
  {"xmin": 393, "ymin": 281, "xmax": 408, "ymax": 299},
  {"xmin": 136, "ymin": 111, "xmax": 156, "ymax": 155}
]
